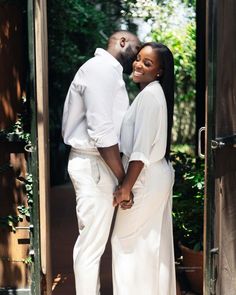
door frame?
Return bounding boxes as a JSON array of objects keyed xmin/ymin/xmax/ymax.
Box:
[
  {"xmin": 204, "ymin": 0, "xmax": 217, "ymax": 293},
  {"xmin": 28, "ymin": 0, "xmax": 51, "ymax": 293},
  {"xmin": 34, "ymin": 0, "xmax": 51, "ymax": 294}
]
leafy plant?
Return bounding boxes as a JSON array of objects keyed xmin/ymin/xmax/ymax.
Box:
[
  {"xmin": 0, "ymin": 97, "xmax": 31, "ymax": 144},
  {"xmin": 0, "ymin": 94, "xmax": 33, "ymax": 232},
  {"xmin": 23, "ymin": 256, "xmax": 33, "ymax": 265},
  {"xmin": 171, "ymin": 151, "xmax": 204, "ymax": 251},
  {"xmin": 17, "ymin": 173, "xmax": 34, "ymax": 221},
  {"xmin": 0, "ymin": 173, "xmax": 33, "ymax": 232},
  {"xmin": 0, "ymin": 215, "xmax": 23, "ymax": 233}
]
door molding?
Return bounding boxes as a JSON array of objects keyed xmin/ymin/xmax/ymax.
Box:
[{"xmin": 204, "ymin": 0, "xmax": 218, "ymax": 294}]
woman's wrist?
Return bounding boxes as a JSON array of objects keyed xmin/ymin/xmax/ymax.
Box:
[{"xmin": 120, "ymin": 180, "xmax": 132, "ymax": 193}]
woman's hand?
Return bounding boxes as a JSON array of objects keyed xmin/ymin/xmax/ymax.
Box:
[
  {"xmin": 113, "ymin": 160, "xmax": 143, "ymax": 210},
  {"xmin": 113, "ymin": 185, "xmax": 134, "ymax": 209}
]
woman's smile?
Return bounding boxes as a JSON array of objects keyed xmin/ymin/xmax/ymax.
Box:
[{"xmin": 133, "ymin": 70, "xmax": 143, "ymax": 77}]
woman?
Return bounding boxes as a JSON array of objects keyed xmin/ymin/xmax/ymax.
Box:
[{"xmin": 112, "ymin": 42, "xmax": 176, "ymax": 294}]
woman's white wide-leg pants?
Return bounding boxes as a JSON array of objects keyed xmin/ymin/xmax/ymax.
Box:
[
  {"xmin": 68, "ymin": 149, "xmax": 116, "ymax": 295},
  {"xmin": 112, "ymin": 158, "xmax": 176, "ymax": 295}
]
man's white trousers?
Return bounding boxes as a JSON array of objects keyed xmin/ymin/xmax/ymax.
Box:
[{"xmin": 68, "ymin": 149, "xmax": 116, "ymax": 295}]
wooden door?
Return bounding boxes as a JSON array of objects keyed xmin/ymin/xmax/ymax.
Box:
[
  {"xmin": 204, "ymin": 0, "xmax": 236, "ymax": 294},
  {"xmin": 0, "ymin": 0, "xmax": 50, "ymax": 294}
]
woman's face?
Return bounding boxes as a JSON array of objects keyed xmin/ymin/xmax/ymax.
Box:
[{"xmin": 132, "ymin": 46, "xmax": 161, "ymax": 89}]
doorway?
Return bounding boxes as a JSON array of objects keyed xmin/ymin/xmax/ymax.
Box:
[{"xmin": 47, "ymin": 1, "xmax": 204, "ymax": 294}]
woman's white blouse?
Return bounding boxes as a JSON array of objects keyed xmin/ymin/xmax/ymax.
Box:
[{"xmin": 120, "ymin": 81, "xmax": 167, "ymax": 166}]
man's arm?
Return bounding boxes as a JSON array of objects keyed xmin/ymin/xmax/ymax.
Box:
[
  {"xmin": 98, "ymin": 144, "xmax": 125, "ymax": 184},
  {"xmin": 83, "ymin": 62, "xmax": 127, "ymax": 183}
]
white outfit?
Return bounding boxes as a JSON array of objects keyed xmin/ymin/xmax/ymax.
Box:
[
  {"xmin": 112, "ymin": 81, "xmax": 176, "ymax": 295},
  {"xmin": 62, "ymin": 48, "xmax": 129, "ymax": 295}
]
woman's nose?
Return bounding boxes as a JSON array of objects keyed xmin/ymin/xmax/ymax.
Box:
[{"xmin": 135, "ymin": 61, "xmax": 142, "ymax": 69}]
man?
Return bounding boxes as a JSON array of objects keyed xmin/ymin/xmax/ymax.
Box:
[{"xmin": 62, "ymin": 30, "xmax": 140, "ymax": 294}]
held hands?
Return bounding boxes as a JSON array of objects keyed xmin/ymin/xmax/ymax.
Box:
[
  {"xmin": 113, "ymin": 161, "xmax": 143, "ymax": 210},
  {"xmin": 113, "ymin": 185, "xmax": 134, "ymax": 210}
]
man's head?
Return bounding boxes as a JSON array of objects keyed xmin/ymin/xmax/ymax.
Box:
[{"xmin": 107, "ymin": 31, "xmax": 141, "ymax": 75}]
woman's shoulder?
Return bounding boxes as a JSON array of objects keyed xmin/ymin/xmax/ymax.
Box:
[
  {"xmin": 138, "ymin": 81, "xmax": 164, "ymax": 105},
  {"xmin": 146, "ymin": 80, "xmax": 164, "ymax": 95}
]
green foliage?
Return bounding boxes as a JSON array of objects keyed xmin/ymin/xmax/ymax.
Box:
[
  {"xmin": 171, "ymin": 151, "xmax": 204, "ymax": 251},
  {"xmin": 48, "ymin": 0, "xmax": 122, "ymax": 75},
  {"xmin": 182, "ymin": 0, "xmax": 196, "ymax": 7},
  {"xmin": 0, "ymin": 97, "xmax": 31, "ymax": 144},
  {"xmin": 17, "ymin": 173, "xmax": 34, "ymax": 221},
  {"xmin": 0, "ymin": 174, "xmax": 33, "ymax": 232},
  {"xmin": 0, "ymin": 115, "xmax": 30, "ymax": 143},
  {"xmin": 152, "ymin": 23, "xmax": 196, "ymax": 104},
  {"xmin": 23, "ymin": 256, "xmax": 33, "ymax": 265},
  {"xmin": 0, "ymin": 215, "xmax": 23, "ymax": 233},
  {"xmin": 0, "ymin": 96, "xmax": 33, "ymax": 232}
]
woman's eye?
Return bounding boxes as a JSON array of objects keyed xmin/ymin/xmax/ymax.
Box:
[{"xmin": 144, "ymin": 62, "xmax": 151, "ymax": 67}]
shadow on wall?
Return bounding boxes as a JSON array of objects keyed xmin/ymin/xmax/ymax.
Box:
[
  {"xmin": 0, "ymin": 1, "xmax": 31, "ymax": 290},
  {"xmin": 0, "ymin": 2, "xmax": 28, "ymax": 130}
]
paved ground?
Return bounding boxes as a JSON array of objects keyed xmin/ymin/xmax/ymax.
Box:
[
  {"xmin": 50, "ymin": 183, "xmax": 195, "ymax": 295},
  {"xmin": 50, "ymin": 183, "xmax": 113, "ymax": 295}
]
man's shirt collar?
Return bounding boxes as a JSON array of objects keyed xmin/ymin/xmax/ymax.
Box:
[{"xmin": 94, "ymin": 48, "xmax": 123, "ymax": 74}]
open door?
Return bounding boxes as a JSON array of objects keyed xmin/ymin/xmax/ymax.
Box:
[
  {"xmin": 0, "ymin": 1, "xmax": 50, "ymax": 294},
  {"xmin": 204, "ymin": 0, "xmax": 236, "ymax": 294}
]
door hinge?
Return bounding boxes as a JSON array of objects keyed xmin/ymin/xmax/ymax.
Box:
[
  {"xmin": 15, "ymin": 224, "xmax": 34, "ymax": 231},
  {"xmin": 210, "ymin": 278, "xmax": 217, "ymax": 294},
  {"xmin": 210, "ymin": 247, "xmax": 219, "ymax": 294},
  {"xmin": 24, "ymin": 143, "xmax": 36, "ymax": 153}
]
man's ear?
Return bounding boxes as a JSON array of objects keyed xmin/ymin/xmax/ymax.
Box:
[{"xmin": 119, "ymin": 37, "xmax": 126, "ymax": 48}]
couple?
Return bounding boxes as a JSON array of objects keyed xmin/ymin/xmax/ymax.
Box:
[{"xmin": 62, "ymin": 30, "xmax": 176, "ymax": 295}]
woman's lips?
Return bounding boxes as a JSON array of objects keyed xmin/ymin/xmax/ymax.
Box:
[{"xmin": 133, "ymin": 70, "xmax": 143, "ymax": 77}]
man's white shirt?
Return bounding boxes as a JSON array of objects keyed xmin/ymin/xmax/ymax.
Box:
[{"xmin": 62, "ymin": 48, "xmax": 129, "ymax": 150}]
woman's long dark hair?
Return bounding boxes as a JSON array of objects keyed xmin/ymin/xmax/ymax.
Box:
[{"xmin": 138, "ymin": 42, "xmax": 175, "ymax": 161}]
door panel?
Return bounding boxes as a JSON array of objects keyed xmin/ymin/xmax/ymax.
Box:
[
  {"xmin": 205, "ymin": 0, "xmax": 236, "ymax": 294},
  {"xmin": 0, "ymin": 0, "xmax": 50, "ymax": 294},
  {"xmin": 0, "ymin": 1, "xmax": 35, "ymax": 294}
]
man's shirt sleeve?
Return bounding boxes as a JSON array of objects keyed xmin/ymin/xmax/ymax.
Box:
[{"xmin": 82, "ymin": 64, "xmax": 119, "ymax": 148}]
